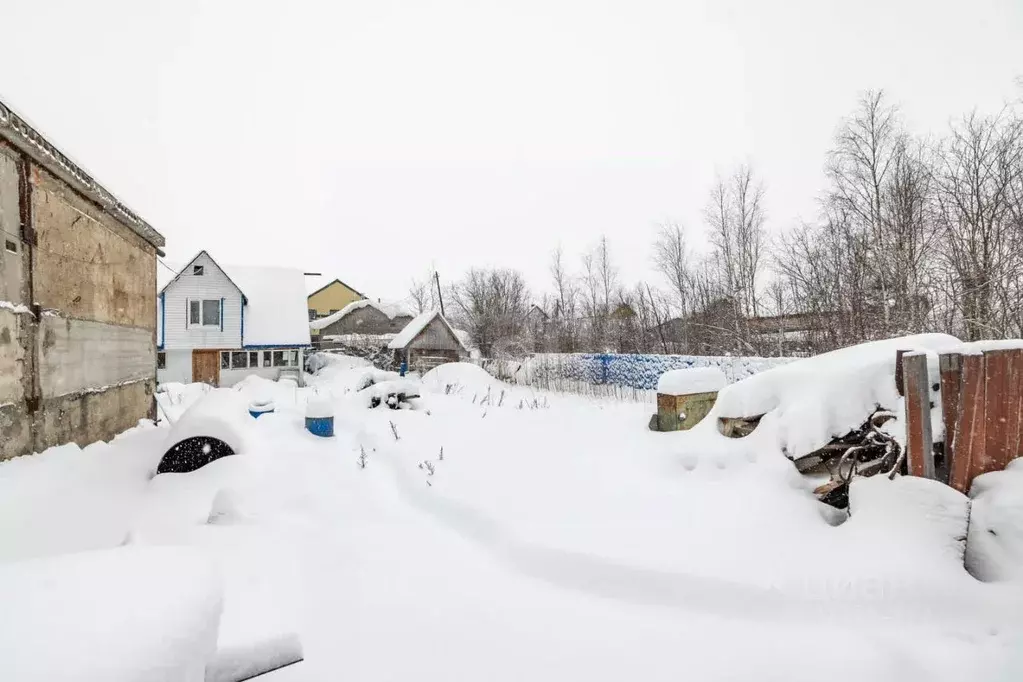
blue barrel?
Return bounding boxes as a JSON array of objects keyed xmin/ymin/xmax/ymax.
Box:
[
  {"xmin": 305, "ymin": 415, "xmax": 334, "ymax": 437},
  {"xmin": 248, "ymin": 400, "xmax": 275, "ymax": 419}
]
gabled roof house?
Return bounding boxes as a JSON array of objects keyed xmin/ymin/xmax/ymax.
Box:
[{"xmin": 157, "ymin": 251, "xmax": 311, "ymax": 387}]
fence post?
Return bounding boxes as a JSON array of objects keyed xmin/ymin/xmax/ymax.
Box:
[{"xmin": 903, "ymin": 351, "xmax": 935, "ymax": 479}]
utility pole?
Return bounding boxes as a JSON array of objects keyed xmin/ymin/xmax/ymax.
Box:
[{"xmin": 434, "ymin": 271, "xmax": 446, "ymax": 317}]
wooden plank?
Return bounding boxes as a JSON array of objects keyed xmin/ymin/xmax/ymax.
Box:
[
  {"xmin": 981, "ymin": 349, "xmax": 1023, "ymax": 479},
  {"xmin": 903, "ymin": 352, "xmax": 934, "ymax": 479},
  {"xmin": 939, "ymin": 353, "xmax": 963, "ymax": 453},
  {"xmin": 949, "ymin": 353, "xmax": 984, "ymax": 493}
]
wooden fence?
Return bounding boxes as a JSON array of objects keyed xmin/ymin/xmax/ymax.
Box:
[{"xmin": 902, "ymin": 347, "xmax": 1023, "ymax": 493}]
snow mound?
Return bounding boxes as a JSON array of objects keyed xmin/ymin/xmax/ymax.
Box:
[
  {"xmin": 657, "ymin": 367, "xmax": 726, "ymax": 395},
  {"xmin": 846, "ymin": 476, "xmax": 970, "ymax": 570},
  {"xmin": 696, "ymin": 334, "xmax": 960, "ymax": 459},
  {"xmin": 422, "ymin": 362, "xmax": 500, "ymax": 395},
  {"xmin": 965, "ymin": 458, "xmax": 1023, "ymax": 582},
  {"xmin": 0, "ymin": 546, "xmax": 222, "ymax": 682},
  {"xmin": 305, "ymin": 352, "xmax": 371, "ymax": 375},
  {"xmin": 163, "ymin": 389, "xmax": 254, "ymax": 458}
]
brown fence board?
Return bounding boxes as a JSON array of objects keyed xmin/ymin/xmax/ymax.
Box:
[
  {"xmin": 983, "ymin": 349, "xmax": 1023, "ymax": 478},
  {"xmin": 949, "ymin": 353, "xmax": 984, "ymax": 493},
  {"xmin": 939, "ymin": 353, "xmax": 962, "ymax": 453}
]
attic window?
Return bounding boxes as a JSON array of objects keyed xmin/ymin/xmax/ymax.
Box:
[
  {"xmin": 193, "ymin": 265, "xmax": 204, "ymax": 276},
  {"xmin": 4, "ymin": 239, "xmax": 16, "ymax": 254}
]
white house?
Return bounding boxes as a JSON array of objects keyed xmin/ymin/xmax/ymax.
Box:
[{"xmin": 156, "ymin": 251, "xmax": 312, "ymax": 387}]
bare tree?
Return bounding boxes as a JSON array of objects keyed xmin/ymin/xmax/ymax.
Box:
[
  {"xmin": 933, "ymin": 108, "xmax": 1023, "ymax": 339},
  {"xmin": 450, "ymin": 268, "xmax": 531, "ymax": 357},
  {"xmin": 408, "ymin": 276, "xmax": 434, "ymax": 314}
]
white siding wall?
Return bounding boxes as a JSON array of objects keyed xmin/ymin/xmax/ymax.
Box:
[
  {"xmin": 160, "ymin": 253, "xmax": 243, "ymax": 351},
  {"xmin": 157, "ymin": 349, "xmax": 192, "ymax": 385}
]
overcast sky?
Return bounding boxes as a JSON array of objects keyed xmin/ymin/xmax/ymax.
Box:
[{"xmin": 2, "ymin": 0, "xmax": 1021, "ymax": 303}]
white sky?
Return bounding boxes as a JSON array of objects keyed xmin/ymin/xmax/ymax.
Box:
[{"xmin": 2, "ymin": 0, "xmax": 1021, "ymax": 303}]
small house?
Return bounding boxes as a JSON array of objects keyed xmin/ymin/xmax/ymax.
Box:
[
  {"xmin": 157, "ymin": 251, "xmax": 311, "ymax": 387},
  {"xmin": 388, "ymin": 310, "xmax": 468, "ymax": 371},
  {"xmin": 311, "ymin": 299, "xmax": 413, "ymax": 338},
  {"xmin": 307, "ymin": 278, "xmax": 365, "ymax": 333}
]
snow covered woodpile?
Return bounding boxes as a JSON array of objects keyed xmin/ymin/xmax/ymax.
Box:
[
  {"xmin": 652, "ymin": 368, "xmax": 727, "ymax": 431},
  {"xmin": 520, "ymin": 353, "xmax": 791, "ymax": 392},
  {"xmin": 388, "ymin": 310, "xmax": 469, "ymax": 371}
]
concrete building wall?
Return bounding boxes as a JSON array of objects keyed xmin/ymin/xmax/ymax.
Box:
[
  {"xmin": 0, "ymin": 107, "xmax": 164, "ymax": 460},
  {"xmin": 38, "ymin": 316, "xmax": 155, "ymax": 398}
]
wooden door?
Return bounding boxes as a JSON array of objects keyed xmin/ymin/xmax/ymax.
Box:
[{"xmin": 192, "ymin": 350, "xmax": 220, "ymax": 386}]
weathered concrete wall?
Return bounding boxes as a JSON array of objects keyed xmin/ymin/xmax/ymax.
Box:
[
  {"xmin": 31, "ymin": 166, "xmax": 156, "ymax": 328},
  {"xmin": 0, "ymin": 308, "xmax": 29, "ymax": 404},
  {"xmin": 0, "ymin": 307, "xmax": 33, "ymax": 460},
  {"xmin": 33, "ymin": 380, "xmax": 154, "ymax": 454},
  {"xmin": 0, "ymin": 145, "xmax": 28, "ymax": 305},
  {"xmin": 0, "ymin": 146, "xmax": 160, "ymax": 460},
  {"xmin": 38, "ymin": 315, "xmax": 155, "ymax": 398}
]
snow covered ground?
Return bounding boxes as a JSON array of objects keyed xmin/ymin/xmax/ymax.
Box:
[{"xmin": 2, "ymin": 351, "xmax": 1023, "ymax": 681}]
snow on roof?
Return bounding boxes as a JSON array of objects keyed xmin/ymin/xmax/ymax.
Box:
[
  {"xmin": 388, "ymin": 309, "xmax": 467, "ymax": 351},
  {"xmin": 158, "ymin": 256, "xmax": 311, "ymax": 347},
  {"xmin": 229, "ymin": 265, "xmax": 312, "ymax": 347},
  {"xmin": 309, "ymin": 299, "xmax": 411, "ymax": 331}
]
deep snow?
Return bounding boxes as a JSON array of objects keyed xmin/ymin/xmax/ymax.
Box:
[{"xmin": 2, "ymin": 354, "xmax": 1023, "ymax": 681}]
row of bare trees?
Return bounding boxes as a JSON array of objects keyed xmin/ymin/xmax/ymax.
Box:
[{"xmin": 410, "ymin": 85, "xmax": 1023, "ymax": 358}]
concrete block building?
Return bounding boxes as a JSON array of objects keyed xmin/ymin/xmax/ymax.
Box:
[{"xmin": 0, "ymin": 100, "xmax": 165, "ymax": 460}]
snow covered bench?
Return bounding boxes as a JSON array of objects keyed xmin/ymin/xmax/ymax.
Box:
[{"xmin": 652, "ymin": 367, "xmax": 726, "ymax": 431}]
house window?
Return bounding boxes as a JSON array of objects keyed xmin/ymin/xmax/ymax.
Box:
[
  {"xmin": 308, "ymin": 309, "xmax": 317, "ymax": 321},
  {"xmin": 289, "ymin": 350, "xmax": 299, "ymax": 367},
  {"xmin": 249, "ymin": 351, "xmax": 259, "ymax": 367},
  {"xmin": 202, "ymin": 300, "xmax": 221, "ymax": 326},
  {"xmin": 189, "ymin": 299, "xmax": 221, "ymax": 326},
  {"xmin": 157, "ymin": 352, "xmax": 166, "ymax": 370},
  {"xmin": 193, "ymin": 265, "xmax": 204, "ymax": 276},
  {"xmin": 221, "ymin": 351, "xmax": 230, "ymax": 369},
  {"xmin": 5, "ymin": 239, "xmax": 16, "ymax": 254},
  {"xmin": 231, "ymin": 351, "xmax": 248, "ymax": 369},
  {"xmin": 263, "ymin": 352, "xmax": 272, "ymax": 367},
  {"xmin": 272, "ymin": 350, "xmax": 286, "ymax": 367}
]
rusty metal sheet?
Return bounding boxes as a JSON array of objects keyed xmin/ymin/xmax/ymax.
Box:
[
  {"xmin": 903, "ymin": 352, "xmax": 934, "ymax": 478},
  {"xmin": 949, "ymin": 353, "xmax": 985, "ymax": 493},
  {"xmin": 982, "ymin": 349, "xmax": 1023, "ymax": 478}
]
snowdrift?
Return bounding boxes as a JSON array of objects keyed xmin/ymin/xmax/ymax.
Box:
[
  {"xmin": 0, "ymin": 546, "xmax": 222, "ymax": 682},
  {"xmin": 694, "ymin": 334, "xmax": 961, "ymax": 459}
]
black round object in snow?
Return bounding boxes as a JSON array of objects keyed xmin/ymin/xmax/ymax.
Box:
[{"xmin": 157, "ymin": 436, "xmax": 236, "ymax": 474}]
